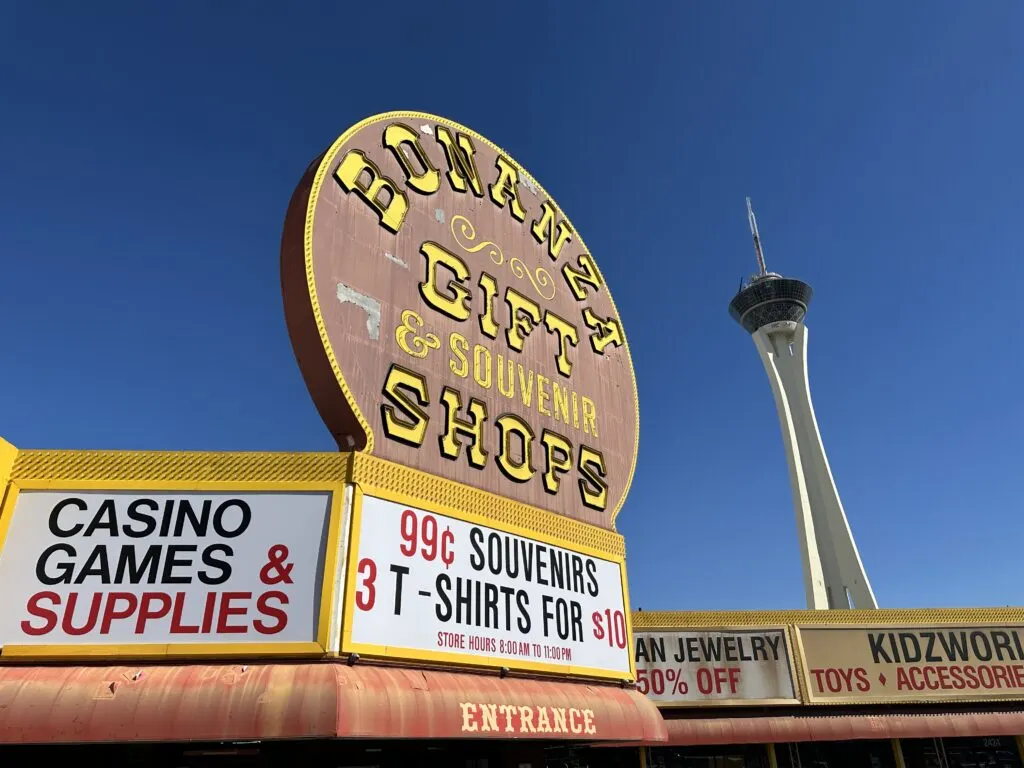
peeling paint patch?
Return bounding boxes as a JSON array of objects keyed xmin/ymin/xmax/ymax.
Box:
[
  {"xmin": 434, "ymin": 208, "xmax": 446, "ymax": 224},
  {"xmin": 420, "ymin": 124, "xmax": 432, "ymax": 135},
  {"xmin": 336, "ymin": 283, "xmax": 381, "ymax": 340},
  {"xmin": 384, "ymin": 251, "xmax": 408, "ymax": 268},
  {"xmin": 520, "ymin": 173, "xmax": 539, "ymax": 195}
]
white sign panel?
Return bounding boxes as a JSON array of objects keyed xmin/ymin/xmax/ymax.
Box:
[
  {"xmin": 634, "ymin": 629, "xmax": 797, "ymax": 705},
  {"xmin": 346, "ymin": 494, "xmax": 632, "ymax": 678},
  {"xmin": 0, "ymin": 490, "xmax": 334, "ymax": 649}
]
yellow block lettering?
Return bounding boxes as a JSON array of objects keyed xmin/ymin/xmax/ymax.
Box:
[
  {"xmin": 383, "ymin": 122, "xmax": 441, "ymax": 195},
  {"xmin": 497, "ymin": 354, "xmax": 515, "ymax": 398},
  {"xmin": 449, "ymin": 333, "xmax": 469, "ymax": 377},
  {"xmin": 381, "ymin": 365, "xmax": 429, "ymax": 447},
  {"xmin": 505, "ymin": 288, "xmax": 541, "ymax": 352},
  {"xmin": 518, "ymin": 364, "xmax": 534, "ymax": 407},
  {"xmin": 578, "ymin": 446, "xmax": 608, "ymax": 511},
  {"xmin": 531, "ymin": 200, "xmax": 574, "ymax": 260},
  {"xmin": 582, "ymin": 396, "xmax": 598, "ymax": 437},
  {"xmin": 473, "ymin": 344, "xmax": 492, "ymax": 389},
  {"xmin": 582, "ymin": 308, "xmax": 624, "ymax": 354},
  {"xmin": 543, "ymin": 311, "xmax": 579, "ymax": 378},
  {"xmin": 477, "ymin": 272, "xmax": 499, "ymax": 339},
  {"xmin": 489, "ymin": 155, "xmax": 527, "ymax": 222},
  {"xmin": 537, "ymin": 374, "xmax": 551, "ymax": 417},
  {"xmin": 541, "ymin": 430, "xmax": 572, "ymax": 495},
  {"xmin": 419, "ymin": 242, "xmax": 471, "ymax": 321},
  {"xmin": 562, "ymin": 252, "xmax": 602, "ymax": 300},
  {"xmin": 435, "ymin": 125, "xmax": 484, "ymax": 197},
  {"xmin": 334, "ymin": 149, "xmax": 409, "ymax": 233},
  {"xmin": 552, "ymin": 380, "xmax": 570, "ymax": 424},
  {"xmin": 496, "ymin": 413, "xmax": 535, "ymax": 483},
  {"xmin": 440, "ymin": 387, "xmax": 488, "ymax": 469}
]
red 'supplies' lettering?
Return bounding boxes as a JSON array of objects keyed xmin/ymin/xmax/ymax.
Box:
[{"xmin": 20, "ymin": 590, "xmax": 289, "ymax": 637}]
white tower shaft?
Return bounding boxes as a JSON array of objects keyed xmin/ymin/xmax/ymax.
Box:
[{"xmin": 753, "ymin": 321, "xmax": 877, "ymax": 609}]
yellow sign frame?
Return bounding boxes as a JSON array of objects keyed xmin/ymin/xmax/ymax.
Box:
[
  {"xmin": 632, "ymin": 624, "xmax": 800, "ymax": 708},
  {"xmin": 0, "ymin": 450, "xmax": 351, "ymax": 661},
  {"xmin": 341, "ymin": 480, "xmax": 637, "ymax": 682}
]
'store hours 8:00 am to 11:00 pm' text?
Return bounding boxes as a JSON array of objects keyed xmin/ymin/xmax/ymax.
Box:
[{"xmin": 345, "ymin": 494, "xmax": 633, "ymax": 676}]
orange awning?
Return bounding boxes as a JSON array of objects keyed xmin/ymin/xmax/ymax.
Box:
[
  {"xmin": 0, "ymin": 662, "xmax": 667, "ymax": 745},
  {"xmin": 661, "ymin": 711, "xmax": 1024, "ymax": 745}
]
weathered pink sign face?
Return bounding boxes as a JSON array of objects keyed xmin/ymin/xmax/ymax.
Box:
[{"xmin": 281, "ymin": 111, "xmax": 638, "ymax": 529}]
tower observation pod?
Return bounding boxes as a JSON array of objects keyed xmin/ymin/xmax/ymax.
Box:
[{"xmin": 728, "ymin": 199, "xmax": 878, "ymax": 610}]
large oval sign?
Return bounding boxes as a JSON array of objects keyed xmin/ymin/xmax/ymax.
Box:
[{"xmin": 281, "ymin": 111, "xmax": 639, "ymax": 529}]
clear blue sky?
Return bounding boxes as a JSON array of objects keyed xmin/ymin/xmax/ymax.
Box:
[{"xmin": 2, "ymin": 2, "xmax": 1021, "ymax": 610}]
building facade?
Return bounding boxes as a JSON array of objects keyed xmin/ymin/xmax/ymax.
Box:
[
  {"xmin": 633, "ymin": 609, "xmax": 1024, "ymax": 768},
  {"xmin": 0, "ymin": 439, "xmax": 1022, "ymax": 767}
]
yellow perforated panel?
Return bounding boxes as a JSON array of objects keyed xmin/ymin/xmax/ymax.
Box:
[
  {"xmin": 632, "ymin": 607, "xmax": 1024, "ymax": 629},
  {"xmin": 12, "ymin": 449, "xmax": 353, "ymax": 484},
  {"xmin": 6, "ymin": 448, "xmax": 623, "ymax": 556},
  {"xmin": 351, "ymin": 453, "xmax": 626, "ymax": 557}
]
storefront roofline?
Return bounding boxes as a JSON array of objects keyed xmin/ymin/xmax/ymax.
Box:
[
  {"xmin": 588, "ymin": 706, "xmax": 1024, "ymax": 748},
  {"xmin": 659, "ymin": 709, "xmax": 1024, "ymax": 745},
  {"xmin": 632, "ymin": 607, "xmax": 1024, "ymax": 629}
]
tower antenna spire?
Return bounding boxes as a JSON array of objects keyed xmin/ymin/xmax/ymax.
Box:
[{"xmin": 746, "ymin": 197, "xmax": 768, "ymax": 277}]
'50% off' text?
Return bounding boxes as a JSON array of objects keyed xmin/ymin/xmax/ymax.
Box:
[{"xmin": 636, "ymin": 667, "xmax": 744, "ymax": 697}]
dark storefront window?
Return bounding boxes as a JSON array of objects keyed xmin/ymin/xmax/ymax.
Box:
[
  {"xmin": 901, "ymin": 737, "xmax": 1023, "ymax": 768},
  {"xmin": 545, "ymin": 746, "xmax": 643, "ymax": 768},
  {"xmin": 775, "ymin": 740, "xmax": 897, "ymax": 768},
  {"xmin": 648, "ymin": 744, "xmax": 770, "ymax": 768},
  {"xmin": 0, "ymin": 741, "xmax": 507, "ymax": 768},
  {"xmin": 0, "ymin": 741, "xmax": 638, "ymax": 768}
]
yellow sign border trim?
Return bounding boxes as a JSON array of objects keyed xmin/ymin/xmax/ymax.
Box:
[
  {"xmin": 302, "ymin": 110, "xmax": 641, "ymax": 527},
  {"xmin": 632, "ymin": 607, "xmax": 1024, "ymax": 628},
  {"xmin": 632, "ymin": 624, "xmax": 801, "ymax": 708},
  {"xmin": 350, "ymin": 452, "xmax": 626, "ymax": 557},
  {"xmin": 0, "ymin": 476, "xmax": 348, "ymax": 661},
  {"xmin": 794, "ymin": 622, "xmax": 1024, "ymax": 706},
  {"xmin": 0, "ymin": 438, "xmax": 16, "ymax": 529},
  {"xmin": 9, "ymin": 448, "xmax": 626, "ymax": 558},
  {"xmin": 341, "ymin": 482, "xmax": 637, "ymax": 682}
]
